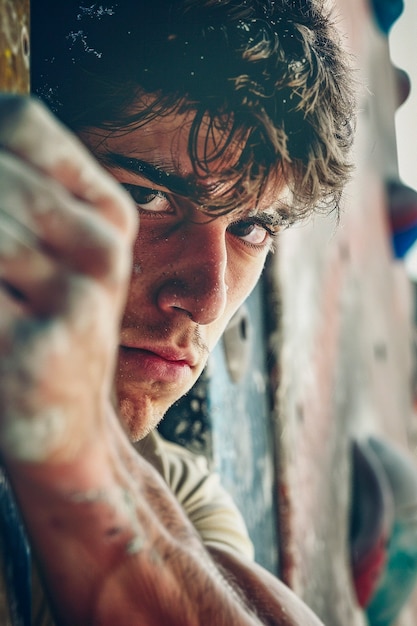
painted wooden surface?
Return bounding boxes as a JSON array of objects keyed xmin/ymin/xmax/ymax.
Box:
[
  {"xmin": 0, "ymin": 0, "xmax": 30, "ymax": 94},
  {"xmin": 161, "ymin": 281, "xmax": 280, "ymax": 575},
  {"xmin": 269, "ymin": 0, "xmax": 417, "ymax": 624},
  {"xmin": 209, "ymin": 283, "xmax": 279, "ymax": 575}
]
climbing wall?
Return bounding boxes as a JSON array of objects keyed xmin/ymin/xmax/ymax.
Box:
[{"xmin": 269, "ymin": 0, "xmax": 417, "ymax": 624}]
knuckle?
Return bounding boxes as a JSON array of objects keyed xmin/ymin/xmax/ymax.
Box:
[
  {"xmin": 71, "ymin": 216, "xmax": 130, "ymax": 285},
  {"xmin": 92, "ymin": 228, "xmax": 131, "ymax": 284}
]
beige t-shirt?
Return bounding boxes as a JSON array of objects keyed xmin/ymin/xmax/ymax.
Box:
[
  {"xmin": 1, "ymin": 431, "xmax": 253, "ymax": 625},
  {"xmin": 134, "ymin": 431, "xmax": 254, "ymax": 559}
]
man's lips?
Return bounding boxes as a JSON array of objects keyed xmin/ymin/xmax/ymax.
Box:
[
  {"xmin": 120, "ymin": 345, "xmax": 197, "ymax": 367},
  {"xmin": 118, "ymin": 345, "xmax": 197, "ymax": 384}
]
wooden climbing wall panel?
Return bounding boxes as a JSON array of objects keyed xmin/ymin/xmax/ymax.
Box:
[
  {"xmin": 270, "ymin": 0, "xmax": 417, "ymax": 624},
  {"xmin": 0, "ymin": 0, "xmax": 30, "ymax": 94}
]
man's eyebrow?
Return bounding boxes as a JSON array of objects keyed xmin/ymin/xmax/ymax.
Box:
[
  {"xmin": 102, "ymin": 152, "xmax": 193, "ymax": 196},
  {"xmin": 242, "ymin": 210, "xmax": 284, "ymax": 230}
]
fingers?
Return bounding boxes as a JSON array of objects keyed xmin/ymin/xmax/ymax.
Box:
[
  {"xmin": 0, "ymin": 147, "xmax": 135, "ymax": 318},
  {"xmin": 0, "ymin": 150, "xmax": 131, "ymax": 278},
  {"xmin": 0, "ymin": 204, "xmax": 52, "ymax": 308},
  {"xmin": 0, "ymin": 94, "xmax": 138, "ymax": 240},
  {"xmin": 0, "ymin": 203, "xmax": 70, "ymax": 316}
]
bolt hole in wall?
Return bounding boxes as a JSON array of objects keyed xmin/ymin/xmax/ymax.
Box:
[{"xmin": 21, "ymin": 25, "xmax": 29, "ymax": 66}]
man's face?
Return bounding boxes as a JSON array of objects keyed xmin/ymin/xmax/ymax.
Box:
[{"xmin": 81, "ymin": 107, "xmax": 286, "ymax": 440}]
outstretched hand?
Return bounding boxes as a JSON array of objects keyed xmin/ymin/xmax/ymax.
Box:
[{"xmin": 0, "ymin": 95, "xmax": 138, "ymax": 464}]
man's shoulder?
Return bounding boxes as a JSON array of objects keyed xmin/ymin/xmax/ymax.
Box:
[{"xmin": 134, "ymin": 430, "xmax": 255, "ymax": 560}]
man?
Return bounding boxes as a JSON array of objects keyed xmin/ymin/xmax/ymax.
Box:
[{"xmin": 0, "ymin": 0, "xmax": 354, "ymax": 624}]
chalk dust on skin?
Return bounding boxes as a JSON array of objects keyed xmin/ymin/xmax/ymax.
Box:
[
  {"xmin": 0, "ymin": 406, "xmax": 69, "ymax": 462},
  {"xmin": 0, "ymin": 274, "xmax": 118, "ymax": 461},
  {"xmin": 0, "ymin": 316, "xmax": 146, "ymax": 553},
  {"xmin": 0, "ymin": 99, "xmax": 133, "ymax": 221},
  {"xmin": 68, "ymin": 456, "xmax": 149, "ymax": 557},
  {"xmin": 0, "ymin": 317, "xmax": 74, "ymax": 462},
  {"xmin": 0, "ymin": 212, "xmax": 30, "ymax": 257},
  {"xmin": 0, "ymin": 205, "xmax": 53, "ymax": 289}
]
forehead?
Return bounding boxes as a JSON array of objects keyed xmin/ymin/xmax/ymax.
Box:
[
  {"xmin": 95, "ymin": 106, "xmax": 239, "ymax": 175},
  {"xmin": 82, "ymin": 103, "xmax": 289, "ymax": 216}
]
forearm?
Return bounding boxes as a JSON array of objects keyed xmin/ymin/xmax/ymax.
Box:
[
  {"xmin": 5, "ymin": 424, "xmax": 266, "ymax": 626},
  {"xmin": 5, "ymin": 409, "xmax": 325, "ymax": 626}
]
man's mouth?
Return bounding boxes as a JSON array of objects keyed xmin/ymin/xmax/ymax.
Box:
[
  {"xmin": 118, "ymin": 345, "xmax": 196, "ymax": 384},
  {"xmin": 120, "ymin": 343, "xmax": 197, "ymax": 365}
]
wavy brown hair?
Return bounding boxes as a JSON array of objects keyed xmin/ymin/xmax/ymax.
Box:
[{"xmin": 32, "ymin": 0, "xmax": 356, "ymax": 222}]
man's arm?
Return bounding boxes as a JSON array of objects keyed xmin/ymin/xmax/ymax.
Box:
[{"xmin": 0, "ymin": 95, "xmax": 323, "ymax": 626}]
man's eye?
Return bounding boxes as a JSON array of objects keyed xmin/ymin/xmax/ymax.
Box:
[
  {"xmin": 228, "ymin": 220, "xmax": 273, "ymax": 246},
  {"xmin": 121, "ymin": 183, "xmax": 172, "ymax": 213}
]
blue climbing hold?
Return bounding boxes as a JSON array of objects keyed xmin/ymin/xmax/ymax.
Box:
[{"xmin": 370, "ymin": 0, "xmax": 404, "ymax": 34}]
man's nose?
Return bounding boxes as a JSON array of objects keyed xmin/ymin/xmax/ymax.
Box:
[{"xmin": 156, "ymin": 220, "xmax": 228, "ymax": 325}]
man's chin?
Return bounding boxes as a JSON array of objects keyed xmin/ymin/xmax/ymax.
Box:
[{"xmin": 117, "ymin": 395, "xmax": 170, "ymax": 442}]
